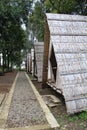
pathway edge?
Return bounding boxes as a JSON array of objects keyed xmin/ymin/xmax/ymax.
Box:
[
  {"xmin": 25, "ymin": 73, "xmax": 60, "ymax": 129},
  {"xmin": 0, "ymin": 72, "xmax": 19, "ymax": 129}
]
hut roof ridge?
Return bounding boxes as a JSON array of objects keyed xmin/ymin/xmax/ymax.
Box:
[{"xmin": 46, "ymin": 13, "xmax": 87, "ymax": 22}]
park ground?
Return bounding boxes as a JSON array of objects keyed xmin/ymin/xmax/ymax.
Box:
[
  {"xmin": 0, "ymin": 71, "xmax": 87, "ymax": 130},
  {"xmin": 32, "ymin": 79, "xmax": 87, "ymax": 130}
]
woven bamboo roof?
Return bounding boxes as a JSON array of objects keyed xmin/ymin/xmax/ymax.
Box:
[
  {"xmin": 46, "ymin": 13, "xmax": 87, "ymax": 21},
  {"xmin": 34, "ymin": 42, "xmax": 44, "ymax": 82},
  {"xmin": 46, "ymin": 13, "xmax": 87, "ymax": 113}
]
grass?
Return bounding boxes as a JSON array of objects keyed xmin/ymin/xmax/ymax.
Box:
[
  {"xmin": 56, "ymin": 117, "xmax": 65, "ymax": 127},
  {"xmin": 66, "ymin": 110, "xmax": 87, "ymax": 122},
  {"xmin": 56, "ymin": 111, "xmax": 87, "ymax": 129},
  {"xmin": 78, "ymin": 110, "xmax": 87, "ymax": 120},
  {"xmin": 67, "ymin": 115, "xmax": 79, "ymax": 122},
  {"xmin": 56, "ymin": 110, "xmax": 87, "ymax": 125}
]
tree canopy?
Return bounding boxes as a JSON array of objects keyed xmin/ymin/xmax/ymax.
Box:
[
  {"xmin": 0, "ymin": 0, "xmax": 87, "ymax": 73},
  {"xmin": 0, "ymin": 0, "xmax": 33, "ymax": 72},
  {"xmin": 28, "ymin": 1, "xmax": 45, "ymax": 41},
  {"xmin": 30, "ymin": 0, "xmax": 87, "ymax": 41}
]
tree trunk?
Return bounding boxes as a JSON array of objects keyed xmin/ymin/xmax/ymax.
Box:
[
  {"xmin": 2, "ymin": 52, "xmax": 5, "ymax": 73},
  {"xmin": 7, "ymin": 53, "xmax": 10, "ymax": 71}
]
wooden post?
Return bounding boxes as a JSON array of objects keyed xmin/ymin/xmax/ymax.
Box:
[
  {"xmin": 31, "ymin": 48, "xmax": 34, "ymax": 76},
  {"xmin": 28, "ymin": 53, "xmax": 31, "ymax": 72},
  {"xmin": 27, "ymin": 54, "xmax": 29, "ymax": 72},
  {"xmin": 42, "ymin": 20, "xmax": 50, "ymax": 85}
]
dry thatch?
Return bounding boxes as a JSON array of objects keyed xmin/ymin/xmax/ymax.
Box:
[{"xmin": 43, "ymin": 13, "xmax": 87, "ymax": 114}]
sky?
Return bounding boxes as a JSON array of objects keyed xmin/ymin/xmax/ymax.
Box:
[
  {"xmin": 21, "ymin": 24, "xmax": 26, "ymax": 31},
  {"xmin": 21, "ymin": 0, "xmax": 40, "ymax": 31}
]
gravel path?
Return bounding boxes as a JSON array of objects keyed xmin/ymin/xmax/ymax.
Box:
[{"xmin": 6, "ymin": 72, "xmax": 47, "ymax": 128}]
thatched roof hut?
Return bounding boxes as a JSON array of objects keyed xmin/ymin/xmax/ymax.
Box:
[
  {"xmin": 43, "ymin": 13, "xmax": 87, "ymax": 114},
  {"xmin": 34, "ymin": 42, "xmax": 44, "ymax": 82}
]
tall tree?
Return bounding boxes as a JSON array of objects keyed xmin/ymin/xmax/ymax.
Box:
[
  {"xmin": 75, "ymin": 0, "xmax": 87, "ymax": 15},
  {"xmin": 30, "ymin": 0, "xmax": 87, "ymax": 42},
  {"xmin": 45, "ymin": 0, "xmax": 87, "ymax": 15},
  {"xmin": 29, "ymin": 1, "xmax": 45, "ymax": 41},
  {"xmin": 0, "ymin": 0, "xmax": 33, "ymax": 72},
  {"xmin": 45, "ymin": 0, "xmax": 77, "ymax": 14}
]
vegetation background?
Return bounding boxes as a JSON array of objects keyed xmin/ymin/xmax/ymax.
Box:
[{"xmin": 0, "ymin": 0, "xmax": 87, "ymax": 73}]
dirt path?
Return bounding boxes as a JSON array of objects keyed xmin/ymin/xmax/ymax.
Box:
[
  {"xmin": 6, "ymin": 72, "xmax": 47, "ymax": 128},
  {"xmin": 0, "ymin": 71, "xmax": 17, "ymax": 93}
]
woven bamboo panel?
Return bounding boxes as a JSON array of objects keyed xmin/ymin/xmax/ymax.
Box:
[
  {"xmin": 46, "ymin": 13, "xmax": 87, "ymax": 22},
  {"xmin": 61, "ymin": 73, "xmax": 87, "ymax": 85},
  {"xmin": 53, "ymin": 43, "xmax": 87, "ymax": 53},
  {"xmin": 49, "ymin": 27, "xmax": 87, "ymax": 35},
  {"xmin": 48, "ymin": 20, "xmax": 87, "ymax": 27},
  {"xmin": 57, "ymin": 61, "xmax": 87, "ymax": 75},
  {"xmin": 48, "ymin": 20, "xmax": 87, "ymax": 35},
  {"xmin": 63, "ymin": 84, "xmax": 87, "ymax": 101},
  {"xmin": 35, "ymin": 53, "xmax": 43, "ymax": 61},
  {"xmin": 45, "ymin": 13, "xmax": 87, "ymax": 113},
  {"xmin": 66, "ymin": 98, "xmax": 87, "ymax": 114},
  {"xmin": 34, "ymin": 45, "xmax": 44, "ymax": 53},
  {"xmin": 55, "ymin": 53, "xmax": 87, "ymax": 62},
  {"xmin": 34, "ymin": 42, "xmax": 44, "ymax": 82},
  {"xmin": 51, "ymin": 35, "xmax": 87, "ymax": 43}
]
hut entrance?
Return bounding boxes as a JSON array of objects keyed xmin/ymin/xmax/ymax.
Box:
[{"xmin": 50, "ymin": 46, "xmax": 57, "ymax": 81}]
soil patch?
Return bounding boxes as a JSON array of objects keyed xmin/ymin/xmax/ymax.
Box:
[{"xmin": 0, "ymin": 71, "xmax": 17, "ymax": 93}]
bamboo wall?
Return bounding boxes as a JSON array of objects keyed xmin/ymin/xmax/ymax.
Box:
[{"xmin": 34, "ymin": 42, "xmax": 44, "ymax": 82}]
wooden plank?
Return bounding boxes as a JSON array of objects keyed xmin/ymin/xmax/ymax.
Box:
[{"xmin": 42, "ymin": 21, "xmax": 50, "ymax": 84}]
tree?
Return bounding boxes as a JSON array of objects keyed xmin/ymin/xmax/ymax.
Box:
[
  {"xmin": 0, "ymin": 0, "xmax": 33, "ymax": 72},
  {"xmin": 30, "ymin": 0, "xmax": 87, "ymax": 42},
  {"xmin": 45, "ymin": 0, "xmax": 87, "ymax": 15},
  {"xmin": 45, "ymin": 0, "xmax": 77, "ymax": 14},
  {"xmin": 75, "ymin": 0, "xmax": 87, "ymax": 15},
  {"xmin": 29, "ymin": 1, "xmax": 45, "ymax": 41}
]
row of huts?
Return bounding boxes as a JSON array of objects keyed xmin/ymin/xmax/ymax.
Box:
[
  {"xmin": 27, "ymin": 13, "xmax": 87, "ymax": 114},
  {"xmin": 27, "ymin": 42, "xmax": 44, "ymax": 82}
]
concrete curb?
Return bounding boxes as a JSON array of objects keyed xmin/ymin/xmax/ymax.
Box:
[
  {"xmin": 25, "ymin": 73, "xmax": 60, "ymax": 129},
  {"xmin": 5, "ymin": 124, "xmax": 53, "ymax": 130},
  {"xmin": 0, "ymin": 72, "xmax": 19, "ymax": 129}
]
